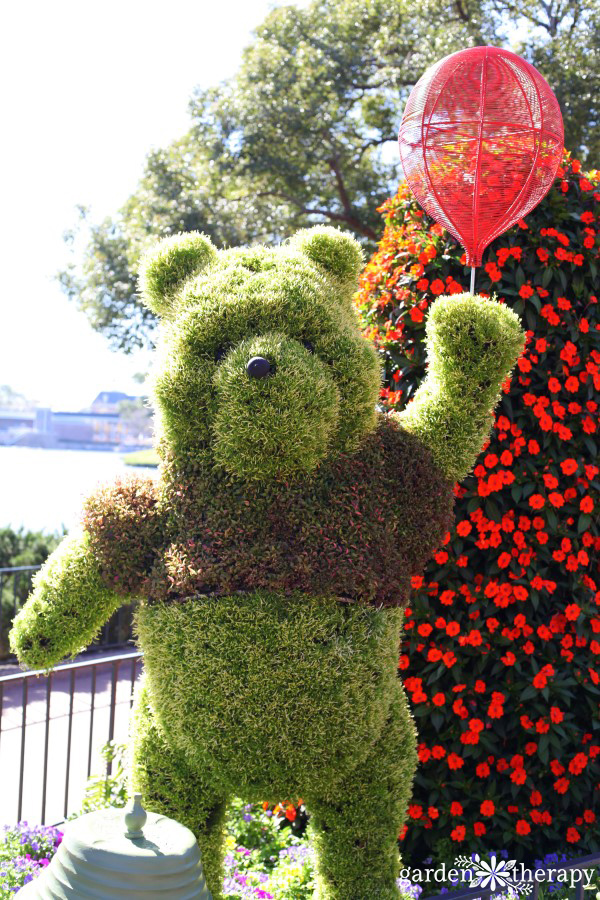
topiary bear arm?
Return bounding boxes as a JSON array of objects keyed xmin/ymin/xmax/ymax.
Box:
[
  {"xmin": 397, "ymin": 292, "xmax": 525, "ymax": 484},
  {"xmin": 9, "ymin": 531, "xmax": 123, "ymax": 671},
  {"xmin": 82, "ymin": 476, "xmax": 165, "ymax": 596},
  {"xmin": 10, "ymin": 476, "xmax": 165, "ymax": 671}
]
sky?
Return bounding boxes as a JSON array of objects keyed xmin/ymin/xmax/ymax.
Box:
[{"xmin": 0, "ymin": 0, "xmax": 307, "ymax": 410}]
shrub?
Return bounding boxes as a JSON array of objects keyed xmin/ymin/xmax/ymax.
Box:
[{"xmin": 356, "ymin": 153, "xmax": 600, "ymax": 863}]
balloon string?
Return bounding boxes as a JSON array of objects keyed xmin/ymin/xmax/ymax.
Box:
[{"xmin": 470, "ymin": 266, "xmax": 476, "ymax": 295}]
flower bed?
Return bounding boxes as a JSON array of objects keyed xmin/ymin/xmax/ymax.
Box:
[
  {"xmin": 0, "ymin": 823, "xmax": 63, "ymax": 897},
  {"xmin": 355, "ymin": 153, "xmax": 599, "ymax": 862},
  {"xmin": 2, "ymin": 806, "xmax": 598, "ymax": 899}
]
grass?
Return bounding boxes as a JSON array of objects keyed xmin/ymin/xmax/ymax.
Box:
[{"xmin": 122, "ymin": 448, "xmax": 159, "ymax": 467}]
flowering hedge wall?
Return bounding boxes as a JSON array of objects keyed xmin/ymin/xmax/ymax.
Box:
[{"xmin": 356, "ymin": 153, "xmax": 599, "ymax": 863}]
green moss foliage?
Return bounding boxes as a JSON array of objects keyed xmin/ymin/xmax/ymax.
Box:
[
  {"xmin": 138, "ymin": 231, "xmax": 217, "ymax": 318},
  {"xmin": 132, "ymin": 592, "xmax": 415, "ymax": 899},
  {"xmin": 9, "ymin": 532, "xmax": 121, "ymax": 670},
  {"xmin": 398, "ymin": 293, "xmax": 525, "ymax": 483},
  {"xmin": 212, "ymin": 332, "xmax": 340, "ymax": 478},
  {"xmin": 129, "ymin": 678, "xmax": 228, "ymax": 898},
  {"xmin": 287, "ymin": 226, "xmax": 365, "ymax": 284},
  {"xmin": 150, "ymin": 235, "xmax": 381, "ymax": 472}
]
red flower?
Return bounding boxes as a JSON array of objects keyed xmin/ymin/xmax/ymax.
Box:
[
  {"xmin": 450, "ymin": 801, "xmax": 463, "ymax": 816},
  {"xmin": 480, "ymin": 800, "xmax": 495, "ymax": 816},
  {"xmin": 447, "ymin": 753, "xmax": 464, "ymax": 770},
  {"xmin": 568, "ymin": 753, "xmax": 588, "ymax": 775},
  {"xmin": 554, "ymin": 777, "xmax": 570, "ymax": 794},
  {"xmin": 450, "ymin": 825, "xmax": 466, "ymax": 842},
  {"xmin": 528, "ymin": 494, "xmax": 545, "ymax": 510},
  {"xmin": 430, "ymin": 278, "xmax": 445, "ymax": 295},
  {"xmin": 580, "ymin": 496, "xmax": 594, "ymax": 514},
  {"xmin": 561, "ymin": 459, "xmax": 578, "ymax": 475},
  {"xmin": 566, "ymin": 827, "xmax": 581, "ymax": 843},
  {"xmin": 516, "ymin": 820, "xmax": 531, "ymax": 835}
]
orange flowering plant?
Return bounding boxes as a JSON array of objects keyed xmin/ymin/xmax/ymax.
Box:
[{"xmin": 356, "ymin": 153, "xmax": 599, "ymax": 863}]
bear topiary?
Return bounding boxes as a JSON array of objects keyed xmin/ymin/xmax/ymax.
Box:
[{"xmin": 10, "ymin": 226, "xmax": 525, "ymax": 899}]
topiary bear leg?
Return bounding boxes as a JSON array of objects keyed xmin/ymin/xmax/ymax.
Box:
[
  {"xmin": 129, "ymin": 678, "xmax": 227, "ymax": 900},
  {"xmin": 306, "ymin": 684, "xmax": 417, "ymax": 900}
]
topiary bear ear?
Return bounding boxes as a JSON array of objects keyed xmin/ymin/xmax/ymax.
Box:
[
  {"xmin": 288, "ymin": 226, "xmax": 364, "ymax": 281},
  {"xmin": 139, "ymin": 232, "xmax": 217, "ymax": 317}
]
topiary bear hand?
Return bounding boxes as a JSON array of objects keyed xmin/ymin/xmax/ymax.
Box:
[
  {"xmin": 9, "ymin": 532, "xmax": 122, "ymax": 671},
  {"xmin": 398, "ymin": 292, "xmax": 525, "ymax": 484}
]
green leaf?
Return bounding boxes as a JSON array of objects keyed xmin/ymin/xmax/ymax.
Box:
[{"xmin": 578, "ymin": 514, "xmax": 592, "ymax": 533}]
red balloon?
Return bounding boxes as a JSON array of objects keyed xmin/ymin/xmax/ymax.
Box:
[{"xmin": 398, "ymin": 46, "xmax": 564, "ymax": 266}]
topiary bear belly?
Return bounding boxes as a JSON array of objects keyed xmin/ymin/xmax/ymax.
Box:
[
  {"xmin": 159, "ymin": 417, "xmax": 454, "ymax": 608},
  {"xmin": 135, "ymin": 592, "xmax": 405, "ymax": 796}
]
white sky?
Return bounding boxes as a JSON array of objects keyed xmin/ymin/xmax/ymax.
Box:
[{"xmin": 0, "ymin": 0, "xmax": 305, "ymax": 410}]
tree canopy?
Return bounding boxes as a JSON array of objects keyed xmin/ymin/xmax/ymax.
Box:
[{"xmin": 62, "ymin": 0, "xmax": 599, "ymax": 351}]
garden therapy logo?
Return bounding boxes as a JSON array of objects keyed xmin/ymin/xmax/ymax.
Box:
[
  {"xmin": 400, "ymin": 853, "xmax": 597, "ymax": 893},
  {"xmin": 455, "ymin": 854, "xmax": 532, "ymax": 894}
]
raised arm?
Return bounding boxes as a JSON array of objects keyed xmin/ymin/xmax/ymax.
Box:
[
  {"xmin": 397, "ymin": 292, "xmax": 525, "ymax": 484},
  {"xmin": 10, "ymin": 476, "xmax": 164, "ymax": 670}
]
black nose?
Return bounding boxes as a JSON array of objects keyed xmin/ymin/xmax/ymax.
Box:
[{"xmin": 246, "ymin": 356, "xmax": 272, "ymax": 378}]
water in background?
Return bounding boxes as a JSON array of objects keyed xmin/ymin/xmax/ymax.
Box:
[{"xmin": 0, "ymin": 446, "xmax": 152, "ymax": 533}]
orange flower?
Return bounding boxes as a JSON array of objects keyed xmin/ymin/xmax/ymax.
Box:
[
  {"xmin": 580, "ymin": 496, "xmax": 594, "ymax": 513},
  {"xmin": 447, "ymin": 753, "xmax": 464, "ymax": 770}
]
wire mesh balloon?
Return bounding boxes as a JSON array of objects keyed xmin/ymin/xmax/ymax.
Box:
[{"xmin": 398, "ymin": 46, "xmax": 564, "ymax": 266}]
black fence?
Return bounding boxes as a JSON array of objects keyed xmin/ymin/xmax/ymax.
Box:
[
  {"xmin": 0, "ymin": 565, "xmax": 134, "ymax": 661},
  {"xmin": 0, "ymin": 650, "xmax": 142, "ymax": 825}
]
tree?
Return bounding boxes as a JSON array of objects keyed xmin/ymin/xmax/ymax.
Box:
[
  {"xmin": 62, "ymin": 0, "xmax": 491, "ymax": 351},
  {"xmin": 500, "ymin": 0, "xmax": 600, "ymax": 162},
  {"xmin": 64, "ymin": 0, "xmax": 598, "ymax": 351},
  {"xmin": 0, "ymin": 385, "xmax": 34, "ymax": 410}
]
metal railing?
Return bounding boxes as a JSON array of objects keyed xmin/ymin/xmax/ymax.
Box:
[
  {"xmin": 0, "ymin": 650, "xmax": 142, "ymax": 825},
  {"xmin": 420, "ymin": 851, "xmax": 600, "ymax": 900},
  {"xmin": 0, "ymin": 565, "xmax": 134, "ymax": 661}
]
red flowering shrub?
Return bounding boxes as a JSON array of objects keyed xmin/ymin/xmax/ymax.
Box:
[{"xmin": 356, "ymin": 153, "xmax": 600, "ymax": 862}]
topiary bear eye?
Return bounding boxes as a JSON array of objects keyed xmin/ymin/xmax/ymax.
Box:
[
  {"xmin": 302, "ymin": 340, "xmax": 315, "ymax": 354},
  {"xmin": 214, "ymin": 347, "xmax": 228, "ymax": 362}
]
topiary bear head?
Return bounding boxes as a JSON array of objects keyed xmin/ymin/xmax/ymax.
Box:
[{"xmin": 139, "ymin": 226, "xmax": 381, "ymax": 479}]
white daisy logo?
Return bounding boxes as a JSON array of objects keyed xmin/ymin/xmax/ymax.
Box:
[{"xmin": 455, "ymin": 854, "xmax": 533, "ymax": 895}]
